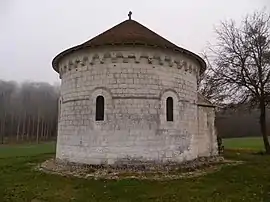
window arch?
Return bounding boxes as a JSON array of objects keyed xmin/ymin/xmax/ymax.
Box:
[
  {"xmin": 166, "ymin": 97, "xmax": 173, "ymax": 122},
  {"xmin": 96, "ymin": 96, "xmax": 104, "ymax": 121}
]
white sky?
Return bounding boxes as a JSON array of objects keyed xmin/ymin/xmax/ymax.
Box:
[{"xmin": 0, "ymin": 0, "xmax": 269, "ymax": 84}]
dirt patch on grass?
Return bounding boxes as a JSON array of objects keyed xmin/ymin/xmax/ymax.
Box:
[{"xmin": 37, "ymin": 156, "xmax": 242, "ymax": 181}]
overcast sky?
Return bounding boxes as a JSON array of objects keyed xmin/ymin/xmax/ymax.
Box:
[{"xmin": 0, "ymin": 0, "xmax": 269, "ymax": 84}]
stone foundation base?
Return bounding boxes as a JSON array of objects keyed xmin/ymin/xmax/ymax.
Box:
[{"xmin": 35, "ymin": 156, "xmax": 243, "ymax": 180}]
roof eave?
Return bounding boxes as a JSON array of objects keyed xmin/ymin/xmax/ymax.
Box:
[{"xmin": 52, "ymin": 44, "xmax": 206, "ymax": 74}]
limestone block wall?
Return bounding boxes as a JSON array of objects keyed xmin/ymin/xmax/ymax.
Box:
[
  {"xmin": 196, "ymin": 106, "xmax": 218, "ymax": 157},
  {"xmin": 55, "ymin": 46, "xmax": 208, "ymax": 165}
]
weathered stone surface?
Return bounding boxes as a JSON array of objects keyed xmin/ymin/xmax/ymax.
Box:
[{"xmin": 55, "ymin": 46, "xmax": 218, "ymax": 165}]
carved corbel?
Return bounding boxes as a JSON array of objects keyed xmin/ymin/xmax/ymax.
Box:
[
  {"xmin": 184, "ymin": 62, "xmax": 189, "ymax": 72},
  {"xmin": 75, "ymin": 59, "xmax": 80, "ymax": 64},
  {"xmin": 92, "ymin": 53, "xmax": 99, "ymax": 60},
  {"xmin": 128, "ymin": 53, "xmax": 136, "ymax": 63},
  {"xmin": 174, "ymin": 60, "xmax": 180, "ymax": 68},
  {"xmin": 128, "ymin": 53, "xmax": 136, "ymax": 58},
  {"xmin": 111, "ymin": 58, "xmax": 117, "ymax": 63},
  {"xmin": 169, "ymin": 58, "xmax": 174, "ymax": 67},
  {"xmin": 134, "ymin": 53, "xmax": 140, "ymax": 63},
  {"xmin": 148, "ymin": 57, "xmax": 153, "ymax": 64},
  {"xmin": 81, "ymin": 56, "xmax": 88, "ymax": 66},
  {"xmin": 176, "ymin": 59, "xmax": 183, "ymax": 69},
  {"xmin": 59, "ymin": 67, "xmax": 62, "ymax": 75},
  {"xmin": 63, "ymin": 65, "xmax": 67, "ymax": 73},
  {"xmin": 140, "ymin": 52, "xmax": 148, "ymax": 59},
  {"xmin": 116, "ymin": 52, "xmax": 123, "ymax": 58},
  {"xmin": 68, "ymin": 63, "xmax": 72, "ymax": 70},
  {"xmin": 188, "ymin": 64, "xmax": 193, "ymax": 73},
  {"xmin": 100, "ymin": 58, "xmax": 105, "ymax": 64},
  {"xmin": 153, "ymin": 54, "xmax": 162, "ymax": 65},
  {"xmin": 159, "ymin": 55, "xmax": 165, "ymax": 65},
  {"xmin": 164, "ymin": 56, "xmax": 171, "ymax": 62},
  {"xmin": 193, "ymin": 66, "xmax": 198, "ymax": 75},
  {"xmin": 92, "ymin": 54, "xmax": 100, "ymax": 64},
  {"xmin": 103, "ymin": 52, "xmax": 111, "ymax": 58},
  {"xmin": 83, "ymin": 56, "xmax": 88, "ymax": 62},
  {"xmin": 68, "ymin": 60, "xmax": 74, "ymax": 66},
  {"xmin": 112, "ymin": 52, "xmax": 122, "ymax": 63},
  {"xmin": 123, "ymin": 57, "xmax": 129, "ymax": 63},
  {"xmin": 89, "ymin": 59, "xmax": 94, "ymax": 65}
]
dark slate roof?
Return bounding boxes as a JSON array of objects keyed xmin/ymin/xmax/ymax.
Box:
[{"xmin": 52, "ymin": 19, "xmax": 206, "ymax": 73}]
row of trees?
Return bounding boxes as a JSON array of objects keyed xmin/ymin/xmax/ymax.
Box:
[
  {"xmin": 0, "ymin": 81, "xmax": 59, "ymax": 143},
  {"xmin": 216, "ymin": 105, "xmax": 270, "ymax": 138},
  {"xmin": 199, "ymin": 10, "xmax": 270, "ymax": 153}
]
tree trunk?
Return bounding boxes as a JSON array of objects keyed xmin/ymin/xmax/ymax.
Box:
[
  {"xmin": 36, "ymin": 113, "xmax": 40, "ymax": 144},
  {"xmin": 1, "ymin": 112, "xmax": 6, "ymax": 144},
  {"xmin": 16, "ymin": 115, "xmax": 21, "ymax": 142},
  {"xmin": 46, "ymin": 121, "xmax": 50, "ymax": 140},
  {"xmin": 50, "ymin": 119, "xmax": 53, "ymax": 139},
  {"xmin": 27, "ymin": 115, "xmax": 31, "ymax": 140},
  {"xmin": 22, "ymin": 111, "xmax": 27, "ymax": 140},
  {"xmin": 0, "ymin": 118, "xmax": 2, "ymax": 144},
  {"xmin": 41, "ymin": 118, "xmax": 44, "ymax": 140},
  {"xmin": 10, "ymin": 113, "xmax": 14, "ymax": 141},
  {"xmin": 31, "ymin": 116, "xmax": 35, "ymax": 140},
  {"xmin": 21, "ymin": 111, "xmax": 27, "ymax": 141},
  {"xmin": 260, "ymin": 101, "xmax": 270, "ymax": 154},
  {"xmin": 43, "ymin": 119, "xmax": 46, "ymax": 139},
  {"xmin": 44, "ymin": 122, "xmax": 47, "ymax": 140},
  {"xmin": 0, "ymin": 117, "xmax": 3, "ymax": 144}
]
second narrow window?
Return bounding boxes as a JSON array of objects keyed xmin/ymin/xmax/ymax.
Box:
[
  {"xmin": 96, "ymin": 96, "xmax": 104, "ymax": 121},
  {"xmin": 166, "ymin": 97, "xmax": 173, "ymax": 122}
]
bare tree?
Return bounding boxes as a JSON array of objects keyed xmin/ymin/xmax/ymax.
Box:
[
  {"xmin": 198, "ymin": 54, "xmax": 229, "ymax": 104},
  {"xmin": 205, "ymin": 10, "xmax": 270, "ymax": 153}
]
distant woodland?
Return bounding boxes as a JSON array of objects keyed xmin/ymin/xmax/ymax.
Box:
[
  {"xmin": 0, "ymin": 80, "xmax": 59, "ymax": 143},
  {"xmin": 216, "ymin": 106, "xmax": 270, "ymax": 138}
]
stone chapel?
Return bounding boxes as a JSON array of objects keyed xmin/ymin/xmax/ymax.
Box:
[{"xmin": 52, "ymin": 13, "xmax": 218, "ymax": 165}]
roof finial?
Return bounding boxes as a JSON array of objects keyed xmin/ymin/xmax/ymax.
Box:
[{"xmin": 128, "ymin": 11, "xmax": 132, "ymax": 20}]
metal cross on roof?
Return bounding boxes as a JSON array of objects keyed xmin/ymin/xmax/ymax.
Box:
[{"xmin": 128, "ymin": 11, "xmax": 132, "ymax": 20}]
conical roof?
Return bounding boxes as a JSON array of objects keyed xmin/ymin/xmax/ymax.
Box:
[
  {"xmin": 83, "ymin": 20, "xmax": 183, "ymax": 49},
  {"xmin": 52, "ymin": 19, "xmax": 206, "ymax": 73}
]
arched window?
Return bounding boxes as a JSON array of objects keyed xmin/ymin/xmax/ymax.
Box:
[
  {"xmin": 58, "ymin": 98, "xmax": 62, "ymax": 121},
  {"xmin": 96, "ymin": 96, "xmax": 104, "ymax": 121},
  {"xmin": 166, "ymin": 97, "xmax": 173, "ymax": 122}
]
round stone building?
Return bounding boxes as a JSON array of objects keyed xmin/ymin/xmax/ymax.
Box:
[{"xmin": 52, "ymin": 15, "xmax": 218, "ymax": 165}]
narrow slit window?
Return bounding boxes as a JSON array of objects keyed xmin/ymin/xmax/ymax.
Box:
[
  {"xmin": 58, "ymin": 99, "xmax": 62, "ymax": 120},
  {"xmin": 166, "ymin": 97, "xmax": 173, "ymax": 122},
  {"xmin": 96, "ymin": 96, "xmax": 104, "ymax": 121}
]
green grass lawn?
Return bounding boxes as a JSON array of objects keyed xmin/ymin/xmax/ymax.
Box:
[
  {"xmin": 0, "ymin": 142, "xmax": 56, "ymax": 158},
  {"xmin": 0, "ymin": 141, "xmax": 270, "ymax": 201},
  {"xmin": 223, "ymin": 137, "xmax": 265, "ymax": 151}
]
